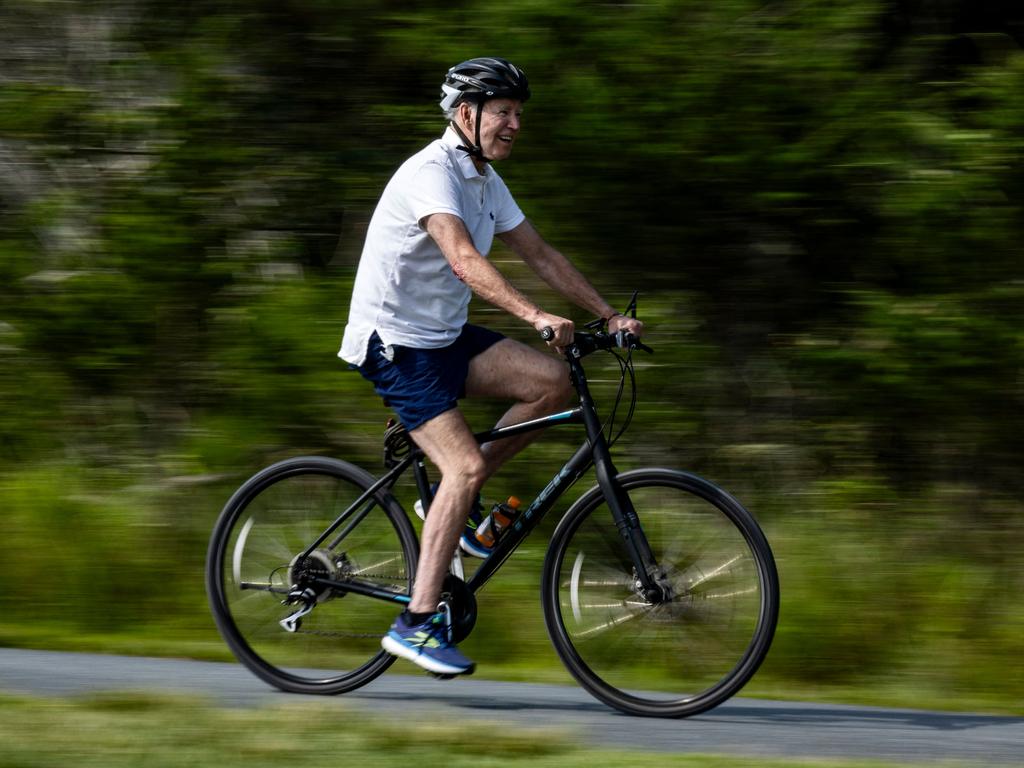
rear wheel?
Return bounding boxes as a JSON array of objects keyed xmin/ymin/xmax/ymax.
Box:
[
  {"xmin": 542, "ymin": 468, "xmax": 778, "ymax": 717},
  {"xmin": 206, "ymin": 456, "xmax": 417, "ymax": 694}
]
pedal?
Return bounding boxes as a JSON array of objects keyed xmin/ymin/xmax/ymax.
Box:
[{"xmin": 428, "ymin": 672, "xmax": 457, "ymax": 681}]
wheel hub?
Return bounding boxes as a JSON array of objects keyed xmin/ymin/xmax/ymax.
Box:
[{"xmin": 633, "ymin": 567, "xmax": 674, "ymax": 605}]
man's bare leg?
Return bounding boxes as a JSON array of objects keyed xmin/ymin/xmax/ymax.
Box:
[
  {"xmin": 404, "ymin": 340, "xmax": 570, "ymax": 613},
  {"xmin": 465, "ymin": 338, "xmax": 573, "ymax": 477},
  {"xmin": 407, "ymin": 408, "xmax": 486, "ymax": 614}
]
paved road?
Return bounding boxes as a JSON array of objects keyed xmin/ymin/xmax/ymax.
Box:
[{"xmin": 1, "ymin": 649, "xmax": 1021, "ymax": 765}]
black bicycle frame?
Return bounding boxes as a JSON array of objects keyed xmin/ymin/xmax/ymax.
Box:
[{"xmin": 307, "ymin": 342, "xmax": 666, "ymax": 604}]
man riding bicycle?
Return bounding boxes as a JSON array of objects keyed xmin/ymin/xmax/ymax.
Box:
[{"xmin": 338, "ymin": 56, "xmax": 643, "ymax": 677}]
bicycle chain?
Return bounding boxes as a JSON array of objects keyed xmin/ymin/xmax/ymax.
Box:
[
  {"xmin": 284, "ymin": 572, "xmax": 408, "ymax": 639},
  {"xmin": 278, "ymin": 566, "xmax": 408, "ymax": 590},
  {"xmin": 342, "ymin": 571, "xmax": 408, "ymax": 586},
  {"xmin": 294, "ymin": 628, "xmax": 382, "ymax": 639}
]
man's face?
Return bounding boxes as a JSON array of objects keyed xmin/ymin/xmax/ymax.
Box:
[{"xmin": 466, "ymin": 98, "xmax": 524, "ymax": 162}]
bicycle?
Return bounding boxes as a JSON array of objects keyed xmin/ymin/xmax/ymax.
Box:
[{"xmin": 205, "ymin": 296, "xmax": 779, "ymax": 718}]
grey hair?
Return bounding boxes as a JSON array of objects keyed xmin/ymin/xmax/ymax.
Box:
[{"xmin": 444, "ymin": 100, "xmax": 476, "ymax": 126}]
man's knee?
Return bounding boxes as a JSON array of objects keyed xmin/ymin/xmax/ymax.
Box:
[
  {"xmin": 464, "ymin": 451, "xmax": 488, "ymax": 489},
  {"xmin": 410, "ymin": 409, "xmax": 487, "ymax": 486},
  {"xmin": 446, "ymin": 449, "xmax": 488, "ymax": 492},
  {"xmin": 539, "ymin": 361, "xmax": 574, "ymax": 407}
]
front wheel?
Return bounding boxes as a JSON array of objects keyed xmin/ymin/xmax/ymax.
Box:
[
  {"xmin": 206, "ymin": 456, "xmax": 418, "ymax": 695},
  {"xmin": 542, "ymin": 468, "xmax": 778, "ymax": 718}
]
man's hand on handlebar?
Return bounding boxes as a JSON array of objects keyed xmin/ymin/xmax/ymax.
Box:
[
  {"xmin": 607, "ymin": 313, "xmax": 644, "ymax": 339},
  {"xmin": 611, "ymin": 329, "xmax": 654, "ymax": 354},
  {"xmin": 538, "ymin": 292, "xmax": 650, "ymax": 355},
  {"xmin": 539, "ymin": 325, "xmax": 653, "ymax": 356},
  {"xmin": 534, "ymin": 313, "xmax": 575, "ymax": 349}
]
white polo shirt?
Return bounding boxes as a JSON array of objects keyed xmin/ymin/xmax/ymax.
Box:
[{"xmin": 339, "ymin": 127, "xmax": 526, "ymax": 366}]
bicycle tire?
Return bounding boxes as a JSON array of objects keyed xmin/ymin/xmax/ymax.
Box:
[
  {"xmin": 206, "ymin": 456, "xmax": 418, "ymax": 695},
  {"xmin": 542, "ymin": 467, "xmax": 778, "ymax": 718}
]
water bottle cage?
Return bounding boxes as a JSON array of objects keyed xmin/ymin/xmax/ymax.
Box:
[{"xmin": 482, "ymin": 502, "xmax": 520, "ymax": 543}]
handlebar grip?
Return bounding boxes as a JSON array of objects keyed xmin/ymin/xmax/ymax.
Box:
[{"xmin": 540, "ymin": 327, "xmax": 555, "ymax": 342}]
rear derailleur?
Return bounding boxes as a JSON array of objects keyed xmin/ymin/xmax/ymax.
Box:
[
  {"xmin": 279, "ymin": 587, "xmax": 318, "ymax": 633},
  {"xmin": 278, "ymin": 550, "xmax": 344, "ymax": 632}
]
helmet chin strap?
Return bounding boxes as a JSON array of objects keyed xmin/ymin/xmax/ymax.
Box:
[{"xmin": 451, "ymin": 101, "xmax": 492, "ymax": 164}]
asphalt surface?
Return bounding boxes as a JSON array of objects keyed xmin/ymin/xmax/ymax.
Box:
[{"xmin": 1, "ymin": 649, "xmax": 1022, "ymax": 765}]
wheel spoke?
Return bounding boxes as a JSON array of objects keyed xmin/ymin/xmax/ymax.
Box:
[
  {"xmin": 680, "ymin": 553, "xmax": 746, "ymax": 590},
  {"xmin": 572, "ymin": 605, "xmax": 649, "ymax": 639}
]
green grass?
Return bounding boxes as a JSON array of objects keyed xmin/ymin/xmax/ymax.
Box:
[
  {"xmin": 3, "ymin": 461, "xmax": 1023, "ymax": 720},
  {"xmin": 0, "ymin": 692, "xmax": 961, "ymax": 768}
]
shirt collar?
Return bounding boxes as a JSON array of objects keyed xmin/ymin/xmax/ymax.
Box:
[{"xmin": 441, "ymin": 125, "xmax": 487, "ymax": 181}]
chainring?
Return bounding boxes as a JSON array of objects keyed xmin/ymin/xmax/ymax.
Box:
[{"xmin": 441, "ymin": 573, "xmax": 477, "ymax": 643}]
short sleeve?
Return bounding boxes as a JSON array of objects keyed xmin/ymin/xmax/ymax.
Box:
[
  {"xmin": 490, "ymin": 172, "xmax": 526, "ymax": 234},
  {"xmin": 407, "ymin": 161, "xmax": 463, "ymax": 226}
]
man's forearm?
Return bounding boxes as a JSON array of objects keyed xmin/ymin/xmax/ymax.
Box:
[
  {"xmin": 452, "ymin": 246, "xmax": 545, "ymax": 325},
  {"xmin": 426, "ymin": 212, "xmax": 545, "ymax": 325},
  {"xmin": 527, "ymin": 245, "xmax": 617, "ymax": 320}
]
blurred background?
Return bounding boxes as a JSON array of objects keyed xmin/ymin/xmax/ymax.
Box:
[{"xmin": 1, "ymin": 0, "xmax": 1021, "ymax": 712}]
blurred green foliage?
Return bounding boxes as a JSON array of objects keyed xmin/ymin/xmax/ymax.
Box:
[{"xmin": 1, "ymin": 1, "xmax": 1022, "ymax": 710}]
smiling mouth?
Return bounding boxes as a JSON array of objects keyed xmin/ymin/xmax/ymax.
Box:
[{"xmin": 498, "ymin": 135, "xmax": 514, "ymax": 144}]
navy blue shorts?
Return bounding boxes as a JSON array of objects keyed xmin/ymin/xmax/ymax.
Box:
[{"xmin": 355, "ymin": 324, "xmax": 505, "ymax": 431}]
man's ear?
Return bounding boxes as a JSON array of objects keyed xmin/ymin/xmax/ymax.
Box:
[{"xmin": 459, "ymin": 101, "xmax": 474, "ymax": 130}]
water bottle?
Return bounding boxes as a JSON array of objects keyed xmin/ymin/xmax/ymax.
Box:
[{"xmin": 473, "ymin": 496, "xmax": 522, "ymax": 549}]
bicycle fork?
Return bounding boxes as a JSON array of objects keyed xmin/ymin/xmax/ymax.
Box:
[
  {"xmin": 597, "ymin": 459, "xmax": 672, "ymax": 603},
  {"xmin": 570, "ymin": 356, "xmax": 670, "ymax": 604}
]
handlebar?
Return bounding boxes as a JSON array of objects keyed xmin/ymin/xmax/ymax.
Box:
[
  {"xmin": 540, "ymin": 327, "xmax": 653, "ymax": 357},
  {"xmin": 540, "ymin": 291, "xmax": 650, "ymax": 357}
]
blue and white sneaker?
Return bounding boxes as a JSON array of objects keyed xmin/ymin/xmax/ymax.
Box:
[
  {"xmin": 458, "ymin": 521, "xmax": 494, "ymax": 559},
  {"xmin": 381, "ymin": 611, "xmax": 475, "ymax": 676}
]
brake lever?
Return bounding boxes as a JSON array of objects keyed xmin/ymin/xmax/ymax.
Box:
[{"xmin": 615, "ymin": 330, "xmax": 654, "ymax": 354}]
